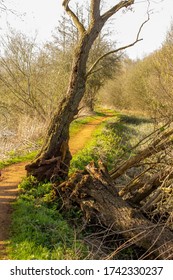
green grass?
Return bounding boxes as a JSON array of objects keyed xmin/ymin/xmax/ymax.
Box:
[
  {"xmin": 0, "ymin": 116, "xmax": 94, "ymax": 170},
  {"xmin": 117, "ymin": 113, "xmax": 153, "ymax": 125},
  {"xmin": 69, "ymin": 116, "xmax": 123, "ymax": 173},
  {"xmin": 0, "ymin": 151, "xmax": 37, "ymax": 169},
  {"xmin": 5, "ymin": 110, "xmax": 117, "ymax": 260},
  {"xmin": 8, "ymin": 176, "xmax": 88, "ymax": 260},
  {"xmin": 70, "ymin": 113, "xmax": 154, "ymax": 173}
]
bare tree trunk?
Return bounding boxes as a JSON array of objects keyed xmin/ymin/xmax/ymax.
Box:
[{"xmin": 25, "ymin": 27, "xmax": 104, "ymax": 181}]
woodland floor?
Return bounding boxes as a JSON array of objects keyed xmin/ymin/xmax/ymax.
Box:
[{"xmin": 0, "ymin": 113, "xmax": 113, "ymax": 259}]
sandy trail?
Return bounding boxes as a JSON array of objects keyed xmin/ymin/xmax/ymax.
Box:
[
  {"xmin": 0, "ymin": 114, "xmax": 113, "ymax": 259},
  {"xmin": 0, "ymin": 163, "xmax": 26, "ymax": 259},
  {"xmin": 69, "ymin": 115, "xmax": 109, "ymax": 154}
]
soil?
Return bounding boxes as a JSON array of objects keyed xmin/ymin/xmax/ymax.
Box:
[
  {"xmin": 0, "ymin": 163, "xmax": 26, "ymax": 259},
  {"xmin": 69, "ymin": 115, "xmax": 110, "ymax": 154},
  {"xmin": 0, "ymin": 114, "xmax": 113, "ymax": 259}
]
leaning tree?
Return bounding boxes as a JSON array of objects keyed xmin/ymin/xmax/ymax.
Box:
[{"xmin": 26, "ymin": 0, "xmax": 149, "ymax": 181}]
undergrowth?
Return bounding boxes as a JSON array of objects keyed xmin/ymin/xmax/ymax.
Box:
[{"xmin": 8, "ymin": 176, "xmax": 87, "ymax": 260}]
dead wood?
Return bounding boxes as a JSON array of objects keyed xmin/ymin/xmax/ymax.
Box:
[
  {"xmin": 118, "ymin": 167, "xmax": 173, "ymax": 204},
  {"xmin": 110, "ymin": 128, "xmax": 173, "ymax": 180},
  {"xmin": 127, "ymin": 168, "xmax": 173, "ymax": 205},
  {"xmin": 55, "ymin": 162, "xmax": 173, "ymax": 260}
]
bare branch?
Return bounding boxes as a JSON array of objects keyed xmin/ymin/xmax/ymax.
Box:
[
  {"xmin": 90, "ymin": 0, "xmax": 101, "ymax": 22},
  {"xmin": 0, "ymin": 0, "xmax": 7, "ymax": 12},
  {"xmin": 101, "ymin": 0, "xmax": 134, "ymax": 22},
  {"xmin": 62, "ymin": 0, "xmax": 86, "ymax": 34},
  {"xmin": 86, "ymin": 13, "xmax": 150, "ymax": 77},
  {"xmin": 0, "ymin": 0, "xmax": 18, "ymax": 16},
  {"xmin": 110, "ymin": 126, "xmax": 173, "ymax": 180}
]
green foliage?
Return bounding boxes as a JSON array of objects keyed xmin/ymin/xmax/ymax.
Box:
[
  {"xmin": 9, "ymin": 177, "xmax": 87, "ymax": 260},
  {"xmin": 18, "ymin": 175, "xmax": 39, "ymax": 191},
  {"xmin": 119, "ymin": 114, "xmax": 153, "ymax": 125},
  {"xmin": 99, "ymin": 56, "xmax": 153, "ymax": 114}
]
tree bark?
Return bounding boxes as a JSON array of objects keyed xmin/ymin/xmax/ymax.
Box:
[
  {"xmin": 56, "ymin": 162, "xmax": 173, "ymax": 260},
  {"xmin": 26, "ymin": 25, "xmax": 104, "ymax": 181}
]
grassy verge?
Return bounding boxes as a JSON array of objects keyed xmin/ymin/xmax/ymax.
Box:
[
  {"xmin": 70, "ymin": 113, "xmax": 153, "ymax": 173},
  {"xmin": 0, "ymin": 151, "xmax": 37, "ymax": 169},
  {"xmin": 8, "ymin": 176, "xmax": 87, "ymax": 260}
]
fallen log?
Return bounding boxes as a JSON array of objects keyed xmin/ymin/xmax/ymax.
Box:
[{"xmin": 55, "ymin": 161, "xmax": 173, "ymax": 259}]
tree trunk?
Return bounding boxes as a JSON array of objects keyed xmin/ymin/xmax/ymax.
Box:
[
  {"xmin": 56, "ymin": 162, "xmax": 173, "ymax": 260},
  {"xmin": 25, "ymin": 27, "xmax": 104, "ymax": 181},
  {"xmin": 25, "ymin": 0, "xmax": 138, "ymax": 182}
]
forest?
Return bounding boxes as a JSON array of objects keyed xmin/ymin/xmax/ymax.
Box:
[{"xmin": 0, "ymin": 0, "xmax": 173, "ymax": 260}]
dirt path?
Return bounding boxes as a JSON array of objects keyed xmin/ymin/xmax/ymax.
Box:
[
  {"xmin": 0, "ymin": 113, "xmax": 113, "ymax": 259},
  {"xmin": 69, "ymin": 115, "xmax": 110, "ymax": 154},
  {"xmin": 0, "ymin": 163, "xmax": 27, "ymax": 259}
]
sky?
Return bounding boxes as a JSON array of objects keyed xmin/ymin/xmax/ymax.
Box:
[{"xmin": 1, "ymin": 0, "xmax": 173, "ymax": 59}]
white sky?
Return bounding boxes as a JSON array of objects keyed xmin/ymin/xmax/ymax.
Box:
[{"xmin": 1, "ymin": 0, "xmax": 173, "ymax": 59}]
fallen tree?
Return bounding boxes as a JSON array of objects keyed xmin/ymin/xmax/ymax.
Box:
[
  {"xmin": 54, "ymin": 126, "xmax": 173, "ymax": 259},
  {"xmin": 55, "ymin": 161, "xmax": 173, "ymax": 259}
]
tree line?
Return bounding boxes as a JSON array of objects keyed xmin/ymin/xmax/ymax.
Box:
[{"xmin": 100, "ymin": 22, "xmax": 173, "ymax": 122}]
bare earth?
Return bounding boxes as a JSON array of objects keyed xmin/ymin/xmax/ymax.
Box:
[
  {"xmin": 0, "ymin": 114, "xmax": 112, "ymax": 259},
  {"xmin": 0, "ymin": 163, "xmax": 26, "ymax": 259}
]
